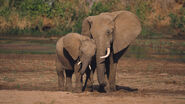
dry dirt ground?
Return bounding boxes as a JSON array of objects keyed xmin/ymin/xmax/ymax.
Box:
[{"xmin": 0, "ymin": 54, "xmax": 185, "ymax": 104}]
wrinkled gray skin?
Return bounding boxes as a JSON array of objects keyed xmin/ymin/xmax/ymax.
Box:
[
  {"xmin": 56, "ymin": 33, "xmax": 96, "ymax": 92},
  {"xmin": 81, "ymin": 11, "xmax": 141, "ymax": 92}
]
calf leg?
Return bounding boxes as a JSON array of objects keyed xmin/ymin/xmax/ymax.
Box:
[
  {"xmin": 56, "ymin": 58, "xmax": 65, "ymax": 91},
  {"xmin": 65, "ymin": 70, "xmax": 73, "ymax": 91},
  {"xmin": 108, "ymin": 52, "xmax": 117, "ymax": 91}
]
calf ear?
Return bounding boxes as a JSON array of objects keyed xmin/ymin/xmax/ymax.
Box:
[{"xmin": 63, "ymin": 34, "xmax": 81, "ymax": 60}]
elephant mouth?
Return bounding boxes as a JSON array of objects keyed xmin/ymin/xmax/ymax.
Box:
[
  {"xmin": 77, "ymin": 61, "xmax": 92, "ymax": 74},
  {"xmin": 100, "ymin": 48, "xmax": 110, "ymax": 59}
]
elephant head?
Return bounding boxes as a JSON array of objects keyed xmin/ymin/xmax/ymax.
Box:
[
  {"xmin": 81, "ymin": 11, "xmax": 141, "ymax": 86},
  {"xmin": 63, "ymin": 33, "xmax": 96, "ymax": 75}
]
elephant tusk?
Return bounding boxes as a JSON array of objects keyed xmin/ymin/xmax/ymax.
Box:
[
  {"xmin": 89, "ymin": 65, "xmax": 91, "ymax": 70},
  {"xmin": 100, "ymin": 48, "xmax": 110, "ymax": 59},
  {"xmin": 77, "ymin": 61, "xmax": 81, "ymax": 65}
]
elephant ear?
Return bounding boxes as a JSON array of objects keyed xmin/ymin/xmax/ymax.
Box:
[
  {"xmin": 113, "ymin": 11, "xmax": 142, "ymax": 54},
  {"xmin": 81, "ymin": 16, "xmax": 92, "ymax": 37},
  {"xmin": 63, "ymin": 34, "xmax": 81, "ymax": 60}
]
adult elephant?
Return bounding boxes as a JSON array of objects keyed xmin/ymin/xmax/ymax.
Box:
[{"xmin": 81, "ymin": 11, "xmax": 141, "ymax": 92}]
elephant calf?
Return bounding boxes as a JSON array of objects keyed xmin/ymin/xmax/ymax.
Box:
[{"xmin": 56, "ymin": 33, "xmax": 96, "ymax": 92}]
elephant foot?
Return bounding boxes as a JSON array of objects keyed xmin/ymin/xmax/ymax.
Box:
[
  {"xmin": 98, "ymin": 85, "xmax": 116, "ymax": 93},
  {"xmin": 84, "ymin": 85, "xmax": 93, "ymax": 92},
  {"xmin": 109, "ymin": 85, "xmax": 116, "ymax": 92},
  {"xmin": 98, "ymin": 84, "xmax": 106, "ymax": 93},
  {"xmin": 104, "ymin": 85, "xmax": 111, "ymax": 93}
]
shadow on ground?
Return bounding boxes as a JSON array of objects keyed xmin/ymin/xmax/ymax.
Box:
[{"xmin": 0, "ymin": 84, "xmax": 138, "ymax": 93}]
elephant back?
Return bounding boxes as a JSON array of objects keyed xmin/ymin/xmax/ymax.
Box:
[
  {"xmin": 56, "ymin": 37, "xmax": 72, "ymax": 69},
  {"xmin": 56, "ymin": 33, "xmax": 81, "ymax": 69},
  {"xmin": 63, "ymin": 33, "xmax": 81, "ymax": 61}
]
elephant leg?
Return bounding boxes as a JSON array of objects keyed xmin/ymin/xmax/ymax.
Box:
[
  {"xmin": 73, "ymin": 64, "xmax": 82, "ymax": 93},
  {"xmin": 57, "ymin": 70, "xmax": 65, "ymax": 91},
  {"xmin": 109, "ymin": 46, "xmax": 129, "ymax": 91},
  {"xmin": 56, "ymin": 58, "xmax": 65, "ymax": 91},
  {"xmin": 65, "ymin": 70, "xmax": 73, "ymax": 91},
  {"xmin": 109, "ymin": 52, "xmax": 117, "ymax": 91}
]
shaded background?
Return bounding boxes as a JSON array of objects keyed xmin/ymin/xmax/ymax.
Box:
[
  {"xmin": 0, "ymin": 0, "xmax": 184, "ymax": 38},
  {"xmin": 0, "ymin": 0, "xmax": 184, "ymax": 62}
]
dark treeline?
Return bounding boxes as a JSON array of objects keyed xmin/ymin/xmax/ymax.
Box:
[{"xmin": 0, "ymin": 0, "xmax": 184, "ymax": 38}]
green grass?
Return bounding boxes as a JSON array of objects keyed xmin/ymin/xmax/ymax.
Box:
[
  {"xmin": 0, "ymin": 38, "xmax": 57, "ymax": 44},
  {"xmin": 125, "ymin": 45, "xmax": 147, "ymax": 59},
  {"xmin": 175, "ymin": 97, "xmax": 185, "ymax": 100},
  {"xmin": 0, "ymin": 39, "xmax": 56, "ymax": 54},
  {"xmin": 0, "ymin": 49, "xmax": 55, "ymax": 54},
  {"xmin": 16, "ymin": 84, "xmax": 21, "ymax": 89},
  {"xmin": 3, "ymin": 76, "xmax": 15, "ymax": 82},
  {"xmin": 125, "ymin": 39, "xmax": 185, "ymax": 62},
  {"xmin": 0, "ymin": 38, "xmax": 185, "ymax": 62}
]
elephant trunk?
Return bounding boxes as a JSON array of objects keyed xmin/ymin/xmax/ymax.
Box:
[
  {"xmin": 96, "ymin": 47, "xmax": 108, "ymax": 87},
  {"xmin": 80, "ymin": 60, "xmax": 89, "ymax": 75}
]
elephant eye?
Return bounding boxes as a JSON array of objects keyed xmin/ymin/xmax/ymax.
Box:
[{"xmin": 106, "ymin": 29, "xmax": 112, "ymax": 35}]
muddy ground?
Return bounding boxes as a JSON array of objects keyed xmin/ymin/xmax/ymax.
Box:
[
  {"xmin": 0, "ymin": 37, "xmax": 185, "ymax": 104},
  {"xmin": 0, "ymin": 53, "xmax": 185, "ymax": 104}
]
